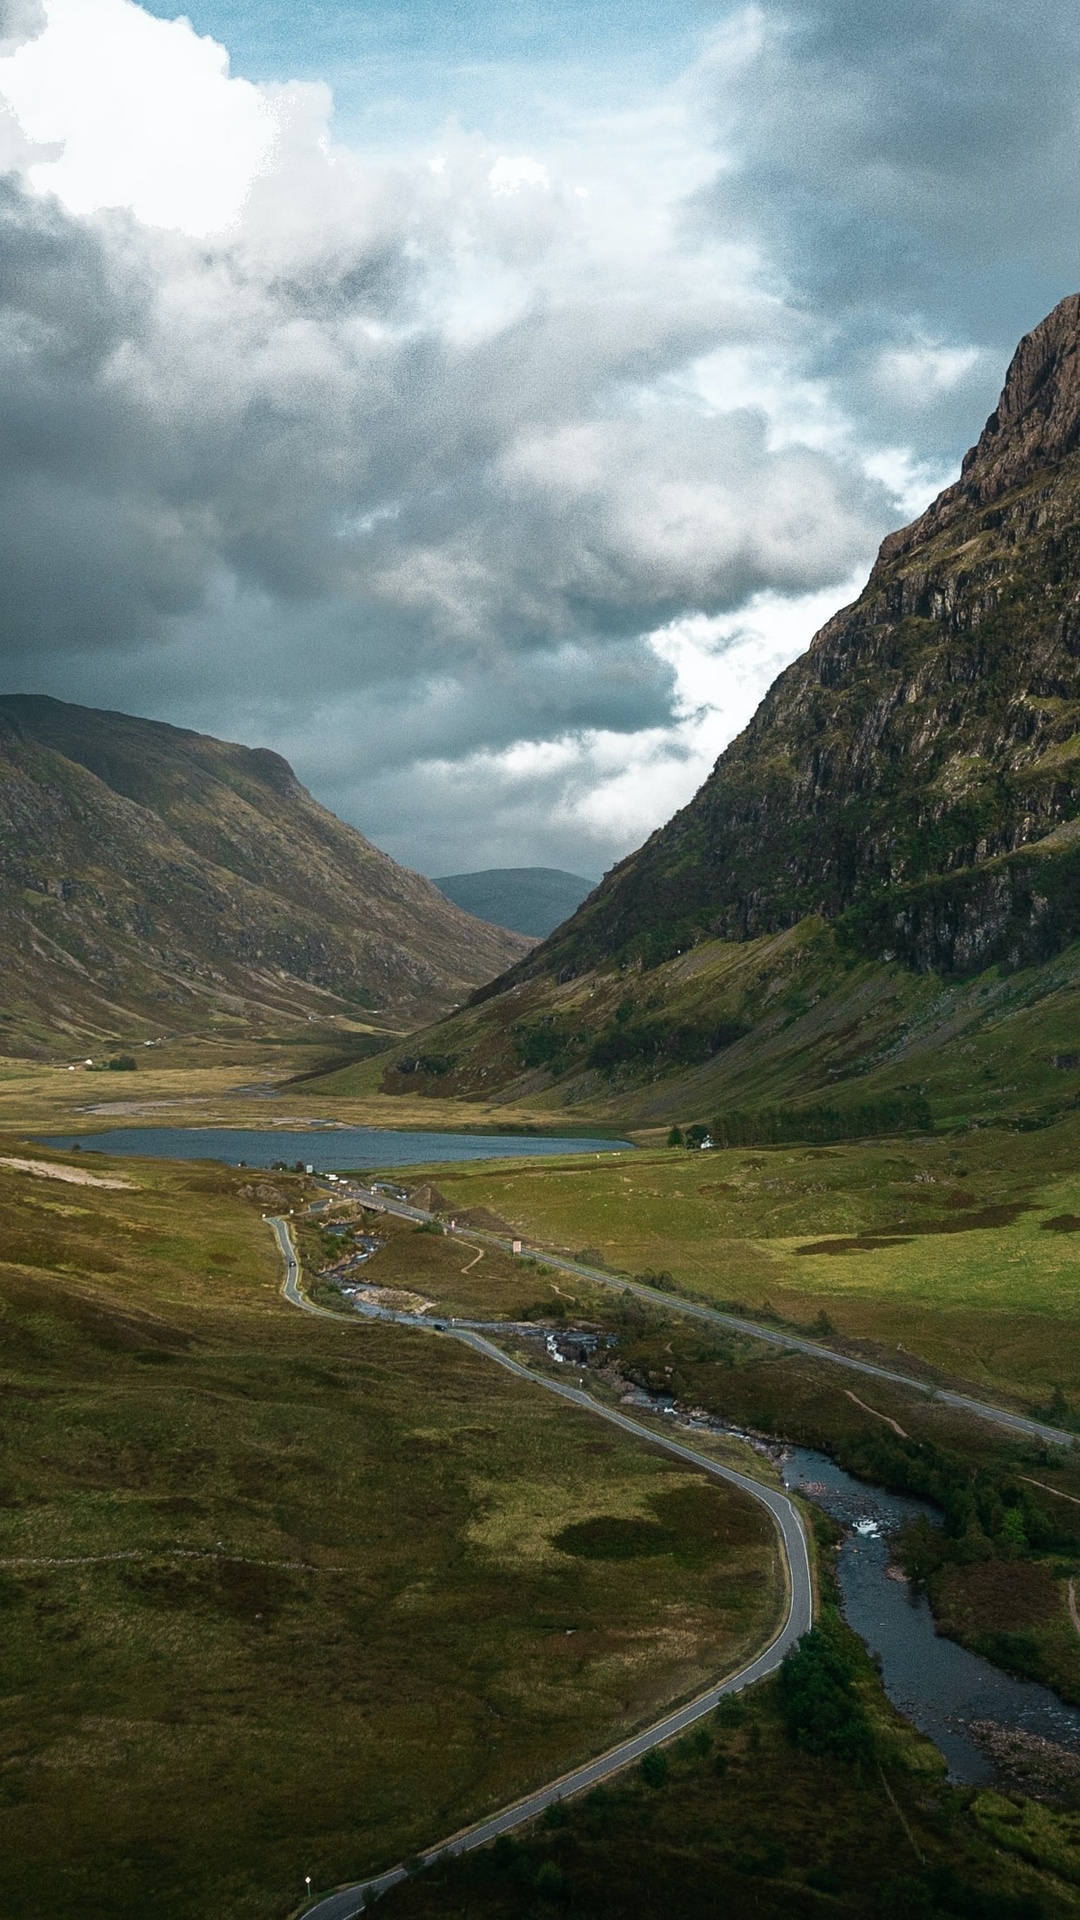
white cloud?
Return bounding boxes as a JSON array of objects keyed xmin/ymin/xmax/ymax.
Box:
[
  {"xmin": 2, "ymin": 0, "xmax": 1046, "ymax": 877},
  {"xmin": 488, "ymin": 155, "xmax": 550, "ymax": 195},
  {"xmin": 0, "ymin": 0, "xmax": 277, "ymax": 233}
]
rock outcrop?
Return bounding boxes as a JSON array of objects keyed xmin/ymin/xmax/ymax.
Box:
[{"xmin": 514, "ymin": 295, "xmax": 1080, "ymax": 984}]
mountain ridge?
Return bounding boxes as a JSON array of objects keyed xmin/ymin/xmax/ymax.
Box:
[
  {"xmin": 0, "ymin": 696, "xmax": 528, "ymax": 1052},
  {"xmin": 343, "ymin": 294, "xmax": 1080, "ymax": 1127},
  {"xmin": 505, "ymin": 293, "xmax": 1080, "ymax": 988},
  {"xmin": 432, "ymin": 868, "xmax": 596, "ymax": 940}
]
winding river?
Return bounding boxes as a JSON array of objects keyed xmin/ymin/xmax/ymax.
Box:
[{"xmin": 782, "ymin": 1445, "xmax": 1080, "ymax": 1782}]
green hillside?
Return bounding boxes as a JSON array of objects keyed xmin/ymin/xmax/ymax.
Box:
[
  {"xmin": 0, "ymin": 697, "xmax": 527, "ymax": 1053},
  {"xmin": 0, "ymin": 1143, "xmax": 779, "ymax": 1919},
  {"xmin": 330, "ymin": 296, "xmax": 1080, "ymax": 1131}
]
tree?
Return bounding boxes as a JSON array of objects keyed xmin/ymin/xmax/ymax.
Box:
[{"xmin": 779, "ymin": 1615, "xmax": 875, "ymax": 1763}]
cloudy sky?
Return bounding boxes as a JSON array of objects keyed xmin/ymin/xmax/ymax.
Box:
[{"xmin": 1, "ymin": 0, "xmax": 1078, "ymax": 879}]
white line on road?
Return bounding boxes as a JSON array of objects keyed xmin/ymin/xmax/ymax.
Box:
[{"xmin": 265, "ymin": 1216, "xmax": 813, "ymax": 1919}]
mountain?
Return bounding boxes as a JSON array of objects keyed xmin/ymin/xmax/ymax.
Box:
[
  {"xmin": 431, "ymin": 869, "xmax": 596, "ymax": 939},
  {"xmin": 0, "ymin": 697, "xmax": 529, "ymax": 1053},
  {"xmin": 354, "ymin": 295, "xmax": 1080, "ymax": 1128},
  {"xmin": 529, "ymin": 293, "xmax": 1080, "ymax": 986}
]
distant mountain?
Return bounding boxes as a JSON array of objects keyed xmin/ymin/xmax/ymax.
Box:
[
  {"xmin": 0, "ymin": 697, "xmax": 529, "ymax": 1053},
  {"xmin": 432, "ymin": 868, "xmax": 596, "ymax": 939},
  {"xmin": 366, "ymin": 296, "xmax": 1080, "ymax": 1130}
]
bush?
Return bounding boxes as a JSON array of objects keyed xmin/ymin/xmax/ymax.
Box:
[
  {"xmin": 640, "ymin": 1747, "xmax": 669, "ymax": 1788},
  {"xmin": 588, "ymin": 1018, "xmax": 748, "ymax": 1074},
  {"xmin": 106, "ymin": 1055, "xmax": 136, "ymax": 1071},
  {"xmin": 514, "ymin": 1021, "xmax": 576, "ymax": 1071},
  {"xmin": 535, "ymin": 1860, "xmax": 565, "ymax": 1899},
  {"xmin": 666, "ymin": 1125, "xmax": 684, "ymax": 1147}
]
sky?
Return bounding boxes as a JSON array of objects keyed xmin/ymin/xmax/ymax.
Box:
[{"xmin": 1, "ymin": 2, "xmax": 1079, "ymax": 879}]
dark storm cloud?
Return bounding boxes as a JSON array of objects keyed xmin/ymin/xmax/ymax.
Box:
[
  {"xmin": 0, "ymin": 165, "xmax": 885, "ymax": 718},
  {"xmin": 699, "ymin": 0, "xmax": 1080, "ymax": 456},
  {"xmin": 7, "ymin": 0, "xmax": 1080, "ymax": 870},
  {"xmin": 0, "ymin": 178, "xmax": 206, "ymax": 651}
]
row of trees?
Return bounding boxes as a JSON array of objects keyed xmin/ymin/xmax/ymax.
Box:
[{"xmin": 668, "ymin": 1092, "xmax": 933, "ymax": 1149}]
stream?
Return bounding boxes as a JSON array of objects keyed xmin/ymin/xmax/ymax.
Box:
[
  {"xmin": 782, "ymin": 1445, "xmax": 1080, "ymax": 1783},
  {"xmin": 614, "ymin": 1378, "xmax": 1080, "ymax": 1785}
]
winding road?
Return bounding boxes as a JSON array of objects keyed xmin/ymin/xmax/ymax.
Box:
[
  {"xmin": 269, "ymin": 1147, "xmax": 1076, "ymax": 1913},
  {"xmin": 265, "ymin": 1216, "xmax": 813, "ymax": 1919},
  {"xmin": 345, "ymin": 1185, "xmax": 1075, "ymax": 1451}
]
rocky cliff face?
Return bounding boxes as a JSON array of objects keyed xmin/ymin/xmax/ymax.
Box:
[
  {"xmin": 0, "ymin": 697, "xmax": 528, "ymax": 1050},
  {"xmin": 522, "ymin": 295, "xmax": 1080, "ymax": 984}
]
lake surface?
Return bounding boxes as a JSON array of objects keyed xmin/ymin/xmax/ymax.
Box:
[
  {"xmin": 783, "ymin": 1445, "xmax": 1080, "ymax": 1782},
  {"xmin": 40, "ymin": 1125, "xmax": 633, "ymax": 1171}
]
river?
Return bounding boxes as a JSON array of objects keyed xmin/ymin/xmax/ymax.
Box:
[{"xmin": 783, "ymin": 1445, "xmax": 1080, "ymax": 1783}]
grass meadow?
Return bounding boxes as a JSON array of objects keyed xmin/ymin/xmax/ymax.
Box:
[
  {"xmin": 376, "ymin": 1670, "xmax": 1080, "ymax": 1920},
  {"xmin": 412, "ymin": 1119, "xmax": 1080, "ymax": 1407},
  {"xmin": 0, "ymin": 1141, "xmax": 784, "ymax": 1920}
]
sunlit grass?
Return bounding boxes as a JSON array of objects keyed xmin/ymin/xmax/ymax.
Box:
[{"xmin": 416, "ymin": 1123, "xmax": 1080, "ymax": 1402}]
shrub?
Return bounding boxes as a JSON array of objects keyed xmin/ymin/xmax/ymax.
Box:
[
  {"xmin": 514, "ymin": 1021, "xmax": 576, "ymax": 1071},
  {"xmin": 710, "ymin": 1095, "xmax": 933, "ymax": 1147},
  {"xmin": 535, "ymin": 1860, "xmax": 565, "ymax": 1899},
  {"xmin": 640, "ymin": 1747, "xmax": 669, "ymax": 1788}
]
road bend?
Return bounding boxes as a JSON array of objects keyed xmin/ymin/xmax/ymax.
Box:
[
  {"xmin": 344, "ymin": 1184, "xmax": 1074, "ymax": 1451},
  {"xmin": 265, "ymin": 1218, "xmax": 813, "ymax": 1920}
]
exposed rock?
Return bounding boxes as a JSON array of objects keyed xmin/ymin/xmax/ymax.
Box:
[{"xmin": 507, "ymin": 294, "xmax": 1080, "ymax": 985}]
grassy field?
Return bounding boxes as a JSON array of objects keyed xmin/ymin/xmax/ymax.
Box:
[
  {"xmin": 296, "ymin": 1159, "xmax": 1080, "ymax": 1716},
  {"xmin": 0, "ymin": 1046, "xmax": 579, "ymax": 1137},
  {"xmin": 405, "ymin": 1119, "xmax": 1080, "ymax": 1408},
  {"xmin": 350, "ymin": 1123, "xmax": 1080, "ymax": 1719},
  {"xmin": 0, "ymin": 1140, "xmax": 785, "ymax": 1920}
]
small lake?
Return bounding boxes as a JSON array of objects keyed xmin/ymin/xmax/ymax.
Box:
[
  {"xmin": 783, "ymin": 1446, "xmax": 1080, "ymax": 1783},
  {"xmin": 39, "ymin": 1125, "xmax": 633, "ymax": 1171}
]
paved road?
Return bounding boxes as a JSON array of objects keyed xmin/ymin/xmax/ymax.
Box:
[
  {"xmin": 265, "ymin": 1218, "xmax": 813, "ymax": 1918},
  {"xmin": 345, "ymin": 1185, "xmax": 1073, "ymax": 1450}
]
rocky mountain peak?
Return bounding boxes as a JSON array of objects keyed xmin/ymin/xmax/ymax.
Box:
[
  {"xmin": 497, "ymin": 293, "xmax": 1080, "ymax": 989},
  {"xmin": 880, "ymin": 291, "xmax": 1080, "ymax": 567}
]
